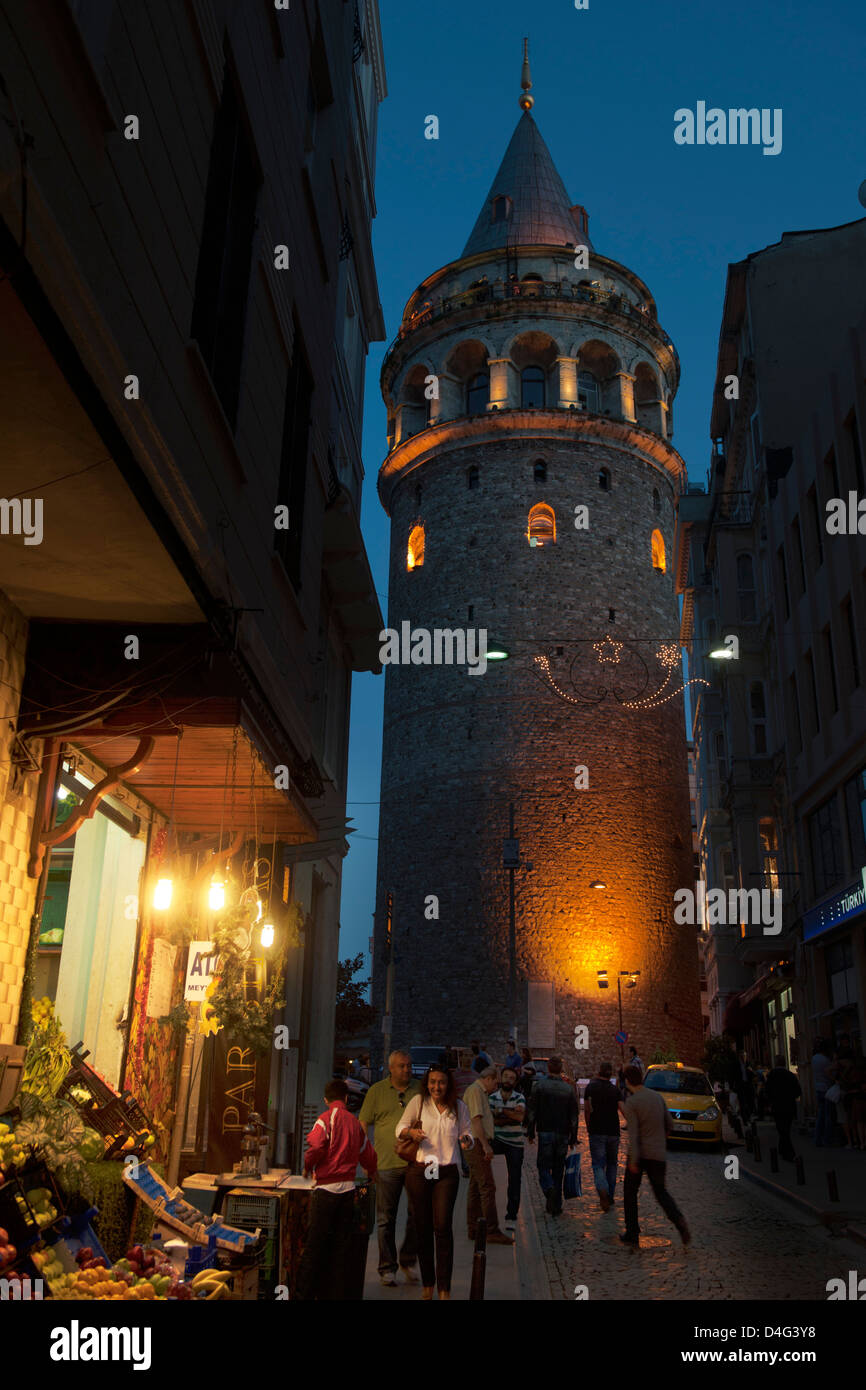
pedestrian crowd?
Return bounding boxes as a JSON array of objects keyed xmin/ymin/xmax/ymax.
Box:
[{"xmin": 294, "ymin": 1040, "xmax": 698, "ymax": 1298}]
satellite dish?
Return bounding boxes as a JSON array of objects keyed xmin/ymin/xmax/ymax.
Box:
[{"xmin": 859, "ymin": 179, "xmax": 866, "ymax": 209}]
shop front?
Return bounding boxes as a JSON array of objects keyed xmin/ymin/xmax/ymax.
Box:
[{"xmin": 803, "ymin": 873, "xmax": 866, "ymax": 1057}]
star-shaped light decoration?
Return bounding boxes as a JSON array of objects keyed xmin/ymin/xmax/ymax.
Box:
[
  {"xmin": 593, "ymin": 634, "xmax": 623, "ymax": 665},
  {"xmin": 656, "ymin": 642, "xmax": 680, "ymax": 668}
]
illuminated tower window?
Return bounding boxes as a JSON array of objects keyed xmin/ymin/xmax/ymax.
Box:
[
  {"xmin": 651, "ymin": 528, "xmax": 666, "ymax": 571},
  {"xmin": 528, "ymin": 502, "xmax": 555, "ymax": 547},
  {"xmin": 407, "ymin": 523, "xmax": 425, "ymax": 570}
]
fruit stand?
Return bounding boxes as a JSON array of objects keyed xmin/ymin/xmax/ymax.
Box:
[{"xmin": 0, "ymin": 999, "xmax": 260, "ymax": 1302}]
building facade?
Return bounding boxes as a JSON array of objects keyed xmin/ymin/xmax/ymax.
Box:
[
  {"xmin": 678, "ymin": 217, "xmax": 866, "ymax": 1102},
  {"xmin": 0, "ymin": 0, "xmax": 385, "ymax": 1170},
  {"xmin": 372, "ymin": 60, "xmax": 703, "ymax": 1070}
]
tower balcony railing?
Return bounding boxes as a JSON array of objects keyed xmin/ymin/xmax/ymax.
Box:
[{"xmin": 389, "ymin": 278, "xmax": 678, "ymax": 366}]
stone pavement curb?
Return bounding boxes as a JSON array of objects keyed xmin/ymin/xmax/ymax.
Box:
[
  {"xmin": 514, "ymin": 1155, "xmax": 551, "ymax": 1302},
  {"xmin": 738, "ymin": 1161, "xmax": 843, "ymax": 1226}
]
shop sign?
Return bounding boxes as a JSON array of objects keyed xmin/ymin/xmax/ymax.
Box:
[
  {"xmin": 184, "ymin": 941, "xmax": 220, "ymax": 1000},
  {"xmin": 803, "ymin": 868, "xmax": 866, "ymax": 942}
]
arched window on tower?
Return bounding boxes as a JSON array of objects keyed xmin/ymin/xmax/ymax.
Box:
[
  {"xmin": 527, "ymin": 503, "xmax": 556, "ymax": 547},
  {"xmin": 491, "ymin": 194, "xmax": 512, "ymax": 224},
  {"xmin": 598, "ymin": 468, "xmax": 611, "ymax": 492},
  {"xmin": 467, "ymin": 465, "xmax": 479, "ymax": 490},
  {"xmin": 466, "ymin": 372, "xmax": 489, "ymax": 416},
  {"xmin": 521, "ymin": 366, "xmax": 546, "ymax": 408},
  {"xmin": 578, "ymin": 371, "xmax": 600, "ymax": 412},
  {"xmin": 533, "ymin": 459, "xmax": 547, "ymax": 483},
  {"xmin": 651, "ymin": 528, "xmax": 666, "ymax": 571},
  {"xmin": 653, "ymin": 487, "xmax": 661, "ymax": 513},
  {"xmin": 407, "ymin": 524, "xmax": 425, "ymax": 570}
]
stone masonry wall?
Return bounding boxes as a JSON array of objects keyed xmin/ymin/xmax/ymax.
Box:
[{"xmin": 373, "ymin": 429, "xmax": 703, "ymax": 1071}]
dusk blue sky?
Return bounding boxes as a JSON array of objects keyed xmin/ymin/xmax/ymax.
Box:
[{"xmin": 338, "ymin": 0, "xmax": 866, "ymax": 975}]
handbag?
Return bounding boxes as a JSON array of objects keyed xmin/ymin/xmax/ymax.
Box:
[
  {"xmin": 825, "ymin": 1083, "xmax": 842, "ymax": 1105},
  {"xmin": 395, "ymin": 1097, "xmax": 421, "ymax": 1162},
  {"xmin": 563, "ymin": 1151, "xmax": 582, "ymax": 1200}
]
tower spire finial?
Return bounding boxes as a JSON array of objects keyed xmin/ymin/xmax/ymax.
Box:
[{"xmin": 519, "ymin": 37, "xmax": 534, "ymax": 111}]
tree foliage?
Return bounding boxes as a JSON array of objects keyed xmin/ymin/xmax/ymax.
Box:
[{"xmin": 335, "ymin": 954, "xmax": 376, "ymax": 1040}]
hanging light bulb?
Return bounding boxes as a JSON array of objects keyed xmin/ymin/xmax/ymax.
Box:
[
  {"xmin": 260, "ymin": 922, "xmax": 275, "ymax": 949},
  {"xmin": 209, "ymin": 876, "xmax": 226, "ymax": 911},
  {"xmin": 153, "ymin": 877, "xmax": 173, "ymax": 911}
]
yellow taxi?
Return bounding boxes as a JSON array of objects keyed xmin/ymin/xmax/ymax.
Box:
[{"xmin": 642, "ymin": 1063, "xmax": 723, "ymax": 1145}]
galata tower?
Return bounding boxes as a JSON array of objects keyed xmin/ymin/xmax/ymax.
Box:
[{"xmin": 372, "ymin": 47, "xmax": 703, "ymax": 1071}]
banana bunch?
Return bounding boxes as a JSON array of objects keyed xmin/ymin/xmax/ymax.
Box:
[
  {"xmin": 190, "ymin": 1268, "xmax": 233, "ymax": 1300},
  {"xmin": 21, "ymin": 998, "xmax": 71, "ymax": 1100}
]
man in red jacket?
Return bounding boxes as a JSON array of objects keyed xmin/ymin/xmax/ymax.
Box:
[{"xmin": 295, "ymin": 1079, "xmax": 378, "ymax": 1299}]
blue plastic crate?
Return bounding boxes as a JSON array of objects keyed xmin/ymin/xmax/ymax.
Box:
[
  {"xmin": 183, "ymin": 1233, "xmax": 220, "ymax": 1280},
  {"xmin": 52, "ymin": 1206, "xmax": 110, "ymax": 1266}
]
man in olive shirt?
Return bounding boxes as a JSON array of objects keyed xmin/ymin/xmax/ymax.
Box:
[
  {"xmin": 620, "ymin": 1064, "xmax": 690, "ymax": 1247},
  {"xmin": 359, "ymin": 1049, "xmax": 421, "ymax": 1285},
  {"xmin": 464, "ymin": 1067, "xmax": 513, "ymax": 1244}
]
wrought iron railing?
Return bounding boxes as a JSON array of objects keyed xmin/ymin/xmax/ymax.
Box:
[{"xmin": 390, "ymin": 279, "xmax": 678, "ymax": 364}]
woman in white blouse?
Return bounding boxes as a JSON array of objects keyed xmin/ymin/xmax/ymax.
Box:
[{"xmin": 396, "ymin": 1066, "xmax": 474, "ymax": 1299}]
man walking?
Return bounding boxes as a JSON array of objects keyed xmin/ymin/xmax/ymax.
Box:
[
  {"xmin": 620, "ymin": 1064, "xmax": 689, "ymax": 1247},
  {"xmin": 464, "ymin": 1066, "xmax": 514, "ymax": 1244},
  {"xmin": 358, "ymin": 1049, "xmax": 421, "ymax": 1286},
  {"xmin": 471, "ymin": 1041, "xmax": 492, "ymax": 1073},
  {"xmin": 296, "ymin": 1079, "xmax": 377, "ymax": 1299},
  {"xmin": 504, "ymin": 1039, "xmax": 523, "ymax": 1075},
  {"xmin": 811, "ymin": 1039, "xmax": 832, "ymax": 1147},
  {"xmin": 584, "ymin": 1061, "xmax": 624, "ymax": 1212},
  {"xmin": 526, "ymin": 1056, "xmax": 579, "ymax": 1217},
  {"xmin": 628, "ymin": 1045, "xmax": 644, "ymax": 1076},
  {"xmin": 489, "ymin": 1066, "xmax": 526, "ymax": 1230},
  {"xmin": 734, "ymin": 1050, "xmax": 755, "ymax": 1125},
  {"xmin": 764, "ymin": 1054, "xmax": 802, "ymax": 1161}
]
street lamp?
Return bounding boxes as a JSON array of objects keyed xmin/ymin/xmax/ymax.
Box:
[
  {"xmin": 597, "ymin": 968, "xmax": 641, "ymax": 1062},
  {"xmin": 485, "ymin": 637, "xmax": 510, "ymax": 661}
]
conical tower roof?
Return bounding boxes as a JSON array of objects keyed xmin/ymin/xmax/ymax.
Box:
[{"xmin": 461, "ymin": 110, "xmax": 588, "ymax": 258}]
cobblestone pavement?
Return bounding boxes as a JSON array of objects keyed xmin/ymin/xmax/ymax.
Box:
[{"xmin": 524, "ymin": 1137, "xmax": 865, "ymax": 1301}]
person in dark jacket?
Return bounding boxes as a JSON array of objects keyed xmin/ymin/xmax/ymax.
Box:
[
  {"xmin": 764, "ymin": 1055, "xmax": 802, "ymax": 1161},
  {"xmin": 526, "ymin": 1056, "xmax": 579, "ymax": 1216}
]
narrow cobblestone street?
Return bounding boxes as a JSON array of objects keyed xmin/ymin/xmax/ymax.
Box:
[{"xmin": 524, "ymin": 1138, "xmax": 865, "ymax": 1301}]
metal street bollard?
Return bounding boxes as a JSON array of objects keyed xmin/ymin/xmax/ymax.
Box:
[
  {"xmin": 769, "ymin": 1147, "xmax": 779, "ymax": 1173},
  {"xmin": 827, "ymin": 1170, "xmax": 840, "ymax": 1203},
  {"xmin": 469, "ymin": 1217, "xmax": 487, "ymax": 1300},
  {"xmin": 795, "ymin": 1155, "xmax": 806, "ymax": 1185}
]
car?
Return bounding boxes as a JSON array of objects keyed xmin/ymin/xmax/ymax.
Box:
[
  {"xmin": 408, "ymin": 1045, "xmax": 452, "ymax": 1079},
  {"xmin": 333, "ymin": 1071, "xmax": 369, "ymax": 1114},
  {"xmin": 642, "ymin": 1063, "xmax": 723, "ymax": 1145}
]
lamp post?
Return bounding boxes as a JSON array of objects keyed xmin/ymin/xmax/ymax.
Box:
[{"xmin": 597, "ymin": 968, "xmax": 641, "ymax": 1063}]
